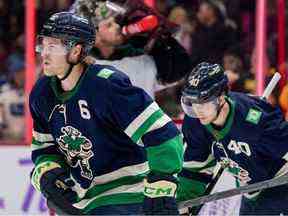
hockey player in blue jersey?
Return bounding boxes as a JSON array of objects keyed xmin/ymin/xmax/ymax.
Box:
[
  {"xmin": 29, "ymin": 12, "xmax": 183, "ymax": 215},
  {"xmin": 177, "ymin": 62, "xmax": 288, "ymax": 215}
]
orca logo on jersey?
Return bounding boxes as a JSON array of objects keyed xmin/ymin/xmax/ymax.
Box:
[
  {"xmin": 57, "ymin": 126, "xmax": 94, "ymax": 180},
  {"xmin": 220, "ymin": 159, "xmax": 251, "ymax": 185}
]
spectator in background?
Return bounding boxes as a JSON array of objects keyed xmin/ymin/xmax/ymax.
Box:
[
  {"xmin": 72, "ymin": 0, "xmax": 192, "ymax": 99},
  {"xmin": 0, "ymin": 59, "xmax": 25, "ymax": 140},
  {"xmin": 0, "ymin": 0, "xmax": 10, "ymax": 42},
  {"xmin": 223, "ymin": 47, "xmax": 248, "ymax": 92},
  {"xmin": 168, "ymin": 6, "xmax": 196, "ymax": 54},
  {"xmin": 155, "ymin": 0, "xmax": 174, "ymax": 16},
  {"xmin": 190, "ymin": 0, "xmax": 237, "ymax": 66},
  {"xmin": 245, "ymin": 47, "xmax": 279, "ymax": 105},
  {"xmin": 88, "ymin": 15, "xmax": 158, "ymax": 97},
  {"xmin": 56, "ymin": 0, "xmax": 73, "ymax": 11}
]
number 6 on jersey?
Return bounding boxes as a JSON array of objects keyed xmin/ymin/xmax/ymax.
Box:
[{"xmin": 78, "ymin": 100, "xmax": 91, "ymax": 119}]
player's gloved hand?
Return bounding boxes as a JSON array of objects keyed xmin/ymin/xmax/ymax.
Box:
[
  {"xmin": 39, "ymin": 167, "xmax": 78, "ymax": 203},
  {"xmin": 143, "ymin": 173, "xmax": 179, "ymax": 215},
  {"xmin": 31, "ymin": 162, "xmax": 79, "ymax": 214}
]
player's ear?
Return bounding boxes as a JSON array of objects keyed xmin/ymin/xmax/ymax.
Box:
[
  {"xmin": 72, "ymin": 44, "xmax": 83, "ymax": 57},
  {"xmin": 69, "ymin": 44, "xmax": 83, "ymax": 62}
]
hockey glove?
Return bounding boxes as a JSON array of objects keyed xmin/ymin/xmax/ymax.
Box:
[
  {"xmin": 31, "ymin": 162, "xmax": 80, "ymax": 214},
  {"xmin": 143, "ymin": 173, "xmax": 179, "ymax": 215}
]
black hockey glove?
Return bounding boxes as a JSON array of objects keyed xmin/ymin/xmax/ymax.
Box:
[
  {"xmin": 39, "ymin": 167, "xmax": 77, "ymax": 203},
  {"xmin": 31, "ymin": 162, "xmax": 81, "ymax": 215},
  {"xmin": 143, "ymin": 173, "xmax": 179, "ymax": 215}
]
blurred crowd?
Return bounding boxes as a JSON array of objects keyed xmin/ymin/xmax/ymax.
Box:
[{"xmin": 0, "ymin": 0, "xmax": 287, "ymax": 141}]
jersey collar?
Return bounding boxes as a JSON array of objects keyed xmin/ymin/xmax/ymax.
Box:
[
  {"xmin": 49, "ymin": 65, "xmax": 89, "ymax": 103},
  {"xmin": 204, "ymin": 96, "xmax": 235, "ymax": 140}
]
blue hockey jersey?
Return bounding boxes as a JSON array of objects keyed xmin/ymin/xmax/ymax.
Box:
[
  {"xmin": 29, "ymin": 64, "xmax": 183, "ymax": 213},
  {"xmin": 178, "ymin": 92, "xmax": 288, "ymax": 201}
]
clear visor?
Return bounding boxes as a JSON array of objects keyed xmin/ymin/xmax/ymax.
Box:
[
  {"xmin": 181, "ymin": 96, "xmax": 219, "ymax": 118},
  {"xmin": 35, "ymin": 37, "xmax": 69, "ymax": 56}
]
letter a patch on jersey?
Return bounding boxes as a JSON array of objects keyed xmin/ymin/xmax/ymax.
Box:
[{"xmin": 245, "ymin": 108, "xmax": 262, "ymax": 124}]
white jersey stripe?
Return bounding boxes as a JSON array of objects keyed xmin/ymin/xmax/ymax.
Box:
[
  {"xmin": 90, "ymin": 162, "xmax": 149, "ymax": 187},
  {"xmin": 124, "ymin": 102, "xmax": 160, "ymax": 137}
]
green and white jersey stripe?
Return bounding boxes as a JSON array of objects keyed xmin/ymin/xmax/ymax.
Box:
[
  {"xmin": 71, "ymin": 163, "xmax": 149, "ymax": 212},
  {"xmin": 184, "ymin": 154, "xmax": 215, "ymax": 169},
  {"xmin": 146, "ymin": 114, "xmax": 171, "ymax": 133},
  {"xmin": 32, "ymin": 130, "xmax": 55, "ymax": 151},
  {"xmin": 32, "ymin": 140, "xmax": 55, "ymax": 151},
  {"xmin": 73, "ymin": 181, "xmax": 144, "ymax": 210},
  {"xmin": 32, "ymin": 130, "xmax": 54, "ymax": 142},
  {"xmin": 124, "ymin": 102, "xmax": 171, "ymax": 144}
]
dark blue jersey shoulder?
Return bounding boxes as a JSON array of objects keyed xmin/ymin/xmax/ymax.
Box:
[
  {"xmin": 29, "ymin": 75, "xmax": 51, "ymax": 105},
  {"xmin": 87, "ymin": 64, "xmax": 154, "ymax": 130},
  {"xmin": 88, "ymin": 64, "xmax": 132, "ymax": 86},
  {"xmin": 228, "ymin": 91, "xmax": 286, "ymax": 133}
]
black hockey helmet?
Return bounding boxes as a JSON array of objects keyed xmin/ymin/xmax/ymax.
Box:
[
  {"xmin": 38, "ymin": 12, "xmax": 95, "ymax": 58},
  {"xmin": 182, "ymin": 62, "xmax": 228, "ymax": 104}
]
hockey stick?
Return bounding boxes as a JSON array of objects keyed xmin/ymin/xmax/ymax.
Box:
[
  {"xmin": 186, "ymin": 72, "xmax": 282, "ymax": 214},
  {"xmin": 190, "ymin": 164, "xmax": 226, "ymax": 215},
  {"xmin": 179, "ymin": 172, "xmax": 288, "ymax": 209},
  {"xmin": 261, "ymin": 72, "xmax": 281, "ymax": 99}
]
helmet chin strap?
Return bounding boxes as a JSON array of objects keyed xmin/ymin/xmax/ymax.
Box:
[
  {"xmin": 211, "ymin": 98, "xmax": 225, "ymax": 123},
  {"xmin": 59, "ymin": 63, "xmax": 75, "ymax": 81},
  {"xmin": 59, "ymin": 48, "xmax": 82, "ymax": 81}
]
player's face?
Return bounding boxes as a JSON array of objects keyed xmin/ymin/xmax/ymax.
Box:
[
  {"xmin": 97, "ymin": 17, "xmax": 125, "ymax": 46},
  {"xmin": 181, "ymin": 96, "xmax": 219, "ymax": 125},
  {"xmin": 37, "ymin": 37, "xmax": 70, "ymax": 77}
]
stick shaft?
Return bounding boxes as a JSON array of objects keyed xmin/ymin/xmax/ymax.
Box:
[
  {"xmin": 179, "ymin": 173, "xmax": 288, "ymax": 209},
  {"xmin": 261, "ymin": 72, "xmax": 281, "ymax": 99}
]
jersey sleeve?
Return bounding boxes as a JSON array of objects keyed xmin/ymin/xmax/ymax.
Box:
[
  {"xmin": 177, "ymin": 116, "xmax": 216, "ymax": 202},
  {"xmin": 29, "ymin": 90, "xmax": 67, "ymax": 191},
  {"xmin": 106, "ymin": 73, "xmax": 183, "ymax": 176}
]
